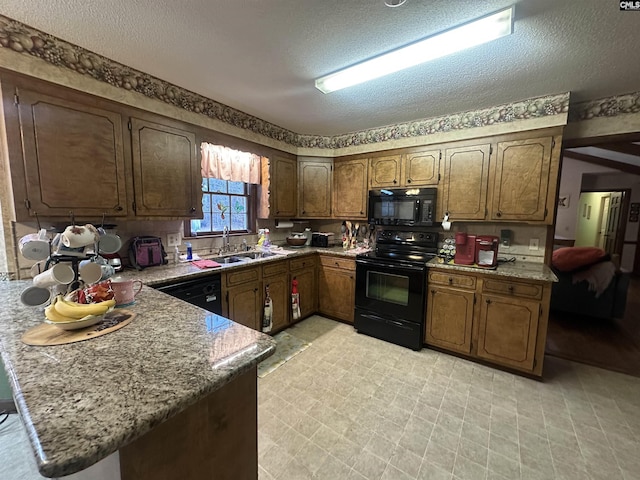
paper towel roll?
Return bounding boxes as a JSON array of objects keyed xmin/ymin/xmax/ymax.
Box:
[{"xmin": 275, "ymin": 221, "xmax": 294, "ymax": 229}]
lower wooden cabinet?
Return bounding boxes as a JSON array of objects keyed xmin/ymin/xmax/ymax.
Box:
[
  {"xmin": 425, "ymin": 267, "xmax": 551, "ymax": 376},
  {"xmin": 289, "ymin": 256, "xmax": 317, "ymax": 321},
  {"xmin": 224, "ymin": 267, "xmax": 262, "ymax": 331},
  {"xmin": 476, "ymin": 294, "xmax": 540, "ymax": 372},
  {"xmin": 318, "ymin": 255, "xmax": 355, "ymax": 323},
  {"xmin": 262, "ymin": 261, "xmax": 290, "ymax": 333},
  {"xmin": 426, "ymin": 285, "xmax": 474, "ymax": 354}
]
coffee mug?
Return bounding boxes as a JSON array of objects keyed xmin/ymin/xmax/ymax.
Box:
[
  {"xmin": 98, "ymin": 233, "xmax": 122, "ymax": 255},
  {"xmin": 19, "ymin": 229, "xmax": 49, "ymax": 260},
  {"xmin": 33, "ymin": 263, "xmax": 75, "ymax": 288},
  {"xmin": 61, "ymin": 224, "xmax": 99, "ymax": 248},
  {"xmin": 111, "ymin": 278, "xmax": 143, "ymax": 306},
  {"xmin": 79, "ymin": 261, "xmax": 103, "ymax": 285},
  {"xmin": 20, "ymin": 286, "xmax": 53, "ymax": 307}
]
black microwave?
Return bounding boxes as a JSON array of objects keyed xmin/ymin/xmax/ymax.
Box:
[{"xmin": 368, "ymin": 188, "xmax": 437, "ymax": 226}]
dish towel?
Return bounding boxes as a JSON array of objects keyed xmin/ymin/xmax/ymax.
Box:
[{"xmin": 191, "ymin": 259, "xmax": 222, "ymax": 269}]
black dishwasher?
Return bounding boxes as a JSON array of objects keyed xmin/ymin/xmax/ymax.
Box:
[{"xmin": 154, "ymin": 274, "xmax": 222, "ymax": 315}]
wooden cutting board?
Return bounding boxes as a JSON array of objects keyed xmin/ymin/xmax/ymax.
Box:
[{"xmin": 22, "ymin": 310, "xmax": 137, "ymax": 346}]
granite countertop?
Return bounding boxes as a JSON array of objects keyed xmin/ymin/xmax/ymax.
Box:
[
  {"xmin": 0, "ymin": 280, "xmax": 276, "ymax": 478},
  {"xmin": 426, "ymin": 258, "xmax": 558, "ymax": 282}
]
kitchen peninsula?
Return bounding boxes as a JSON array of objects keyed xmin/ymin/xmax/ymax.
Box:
[{"xmin": 0, "ymin": 280, "xmax": 276, "ymax": 479}]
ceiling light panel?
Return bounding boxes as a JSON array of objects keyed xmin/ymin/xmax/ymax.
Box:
[{"xmin": 315, "ymin": 6, "xmax": 514, "ymax": 94}]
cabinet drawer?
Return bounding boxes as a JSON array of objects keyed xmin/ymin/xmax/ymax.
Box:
[
  {"xmin": 429, "ymin": 271, "xmax": 476, "ymax": 289},
  {"xmin": 262, "ymin": 260, "xmax": 288, "ymax": 277},
  {"xmin": 482, "ymin": 278, "xmax": 543, "ymax": 300},
  {"xmin": 289, "ymin": 256, "xmax": 316, "ymax": 271},
  {"xmin": 224, "ymin": 266, "xmax": 260, "ymax": 287},
  {"xmin": 319, "ymin": 256, "xmax": 355, "ymax": 271}
]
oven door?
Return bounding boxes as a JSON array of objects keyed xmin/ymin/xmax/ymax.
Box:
[{"xmin": 355, "ymin": 258, "xmax": 426, "ymax": 323}]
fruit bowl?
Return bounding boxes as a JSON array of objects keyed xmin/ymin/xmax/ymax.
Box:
[
  {"xmin": 44, "ymin": 313, "xmax": 106, "ymax": 331},
  {"xmin": 286, "ymin": 236, "xmax": 307, "ymax": 247}
]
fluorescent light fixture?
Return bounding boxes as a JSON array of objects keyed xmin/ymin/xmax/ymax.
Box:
[{"xmin": 315, "ymin": 6, "xmax": 514, "ymax": 94}]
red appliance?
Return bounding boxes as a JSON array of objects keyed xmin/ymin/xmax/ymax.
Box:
[
  {"xmin": 475, "ymin": 235, "xmax": 500, "ymax": 268},
  {"xmin": 454, "ymin": 233, "xmax": 476, "ymax": 265}
]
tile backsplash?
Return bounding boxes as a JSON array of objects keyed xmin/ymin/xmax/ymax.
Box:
[{"xmin": 9, "ymin": 217, "xmax": 549, "ymax": 279}]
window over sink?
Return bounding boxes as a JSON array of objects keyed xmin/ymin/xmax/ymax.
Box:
[{"xmin": 185, "ymin": 178, "xmax": 256, "ymax": 236}]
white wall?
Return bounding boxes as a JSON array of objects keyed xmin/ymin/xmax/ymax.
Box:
[
  {"xmin": 555, "ymin": 157, "xmax": 617, "ymax": 239},
  {"xmin": 582, "ymin": 171, "xmax": 640, "ymax": 271}
]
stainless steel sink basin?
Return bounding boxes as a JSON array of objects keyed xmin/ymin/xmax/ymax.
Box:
[
  {"xmin": 237, "ymin": 251, "xmax": 277, "ymax": 260},
  {"xmin": 210, "ymin": 256, "xmax": 244, "ymax": 264}
]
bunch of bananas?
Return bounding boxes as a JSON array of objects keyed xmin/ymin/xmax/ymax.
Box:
[{"xmin": 44, "ymin": 295, "xmax": 116, "ymax": 323}]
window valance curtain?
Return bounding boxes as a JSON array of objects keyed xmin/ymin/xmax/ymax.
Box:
[{"xmin": 201, "ymin": 143, "xmax": 261, "ymax": 184}]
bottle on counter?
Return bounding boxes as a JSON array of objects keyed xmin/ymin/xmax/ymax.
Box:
[
  {"xmin": 186, "ymin": 242, "xmax": 193, "ymax": 260},
  {"xmin": 304, "ymin": 227, "xmax": 312, "ymax": 246},
  {"xmin": 173, "ymin": 245, "xmax": 180, "ymax": 264},
  {"xmin": 263, "ymin": 229, "xmax": 271, "ymax": 249}
]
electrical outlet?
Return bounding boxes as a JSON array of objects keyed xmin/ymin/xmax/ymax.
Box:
[
  {"xmin": 167, "ymin": 233, "xmax": 181, "ymax": 247},
  {"xmin": 529, "ymin": 238, "xmax": 539, "ymax": 251}
]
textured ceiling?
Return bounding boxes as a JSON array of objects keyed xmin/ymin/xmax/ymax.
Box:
[{"xmin": 1, "ymin": 0, "xmax": 639, "ymax": 136}]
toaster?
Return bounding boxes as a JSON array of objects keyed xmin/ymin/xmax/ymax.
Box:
[{"xmin": 311, "ymin": 232, "xmax": 334, "ymax": 247}]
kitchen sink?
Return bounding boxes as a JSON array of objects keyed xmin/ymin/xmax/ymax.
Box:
[
  {"xmin": 209, "ymin": 256, "xmax": 244, "ymax": 264},
  {"xmin": 236, "ymin": 251, "xmax": 278, "ymax": 260}
]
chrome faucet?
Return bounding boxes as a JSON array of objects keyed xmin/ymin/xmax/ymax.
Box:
[{"xmin": 222, "ymin": 226, "xmax": 230, "ymax": 253}]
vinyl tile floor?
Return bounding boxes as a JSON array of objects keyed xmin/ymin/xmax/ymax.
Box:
[
  {"xmin": 258, "ymin": 316, "xmax": 640, "ymax": 480},
  {"xmin": 1, "ymin": 315, "xmax": 640, "ymax": 480}
]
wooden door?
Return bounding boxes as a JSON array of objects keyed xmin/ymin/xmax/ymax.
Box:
[
  {"xmin": 605, "ymin": 192, "xmax": 623, "ymax": 255},
  {"xmin": 16, "ymin": 88, "xmax": 128, "ymax": 217},
  {"xmin": 298, "ymin": 160, "xmax": 332, "ymax": 217},
  {"xmin": 130, "ymin": 117, "xmax": 200, "ymax": 217},
  {"xmin": 318, "ymin": 267, "xmax": 355, "ymax": 323},
  {"xmin": 333, "ymin": 158, "xmax": 368, "ymax": 218},
  {"xmin": 476, "ymin": 294, "xmax": 540, "ymax": 372},
  {"xmin": 402, "ymin": 150, "xmax": 440, "ymax": 186},
  {"xmin": 226, "ymin": 282, "xmax": 262, "ymax": 331},
  {"xmin": 271, "ymin": 156, "xmax": 297, "ymax": 217},
  {"xmin": 425, "ymin": 286, "xmax": 474, "ymax": 354},
  {"xmin": 369, "ymin": 155, "xmax": 401, "ymax": 188},
  {"xmin": 442, "ymin": 144, "xmax": 490, "ymax": 220},
  {"xmin": 491, "ymin": 137, "xmax": 553, "ymax": 221}
]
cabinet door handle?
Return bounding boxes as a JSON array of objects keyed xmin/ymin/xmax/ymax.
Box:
[
  {"xmin": 335, "ymin": 262, "xmax": 340, "ymax": 267},
  {"xmin": 302, "ymin": 210, "xmax": 306, "ymax": 214},
  {"xmin": 486, "ymin": 299, "xmax": 492, "ymax": 304},
  {"xmin": 114, "ymin": 205, "xmax": 123, "ymax": 211},
  {"xmin": 360, "ymin": 210, "xmax": 364, "ymax": 215},
  {"xmin": 407, "ymin": 178, "xmax": 412, "ymax": 183},
  {"xmin": 190, "ymin": 207, "xmax": 196, "ymax": 213},
  {"xmin": 448, "ymin": 277, "xmax": 453, "ymax": 284},
  {"xmin": 431, "ymin": 289, "xmax": 436, "ymax": 294},
  {"xmin": 393, "ymin": 179, "xmax": 397, "ymax": 184},
  {"xmin": 496, "ymin": 211, "xmax": 502, "ymax": 218},
  {"xmin": 508, "ymin": 285, "xmax": 514, "ymax": 293},
  {"xmin": 276, "ymin": 210, "xmax": 280, "ymax": 214}
]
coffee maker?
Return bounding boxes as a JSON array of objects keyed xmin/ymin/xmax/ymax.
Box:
[
  {"xmin": 454, "ymin": 232, "xmax": 476, "ymax": 265},
  {"xmin": 475, "ymin": 236, "xmax": 500, "ymax": 268}
]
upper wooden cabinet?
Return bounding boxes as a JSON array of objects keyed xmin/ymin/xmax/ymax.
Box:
[
  {"xmin": 130, "ymin": 118, "xmax": 200, "ymax": 217},
  {"xmin": 441, "ymin": 144, "xmax": 491, "ymax": 221},
  {"xmin": 12, "ymin": 87, "xmax": 128, "ymax": 217},
  {"xmin": 490, "ymin": 136, "xmax": 556, "ymax": 222},
  {"xmin": 369, "ymin": 149, "xmax": 440, "ymax": 189},
  {"xmin": 369, "ymin": 155, "xmax": 401, "ymax": 188},
  {"xmin": 333, "ymin": 158, "xmax": 368, "ymax": 219},
  {"xmin": 258, "ymin": 155, "xmax": 297, "ymax": 218},
  {"xmin": 402, "ymin": 149, "xmax": 440, "ymax": 186},
  {"xmin": 298, "ymin": 159, "xmax": 332, "ymax": 217}
]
